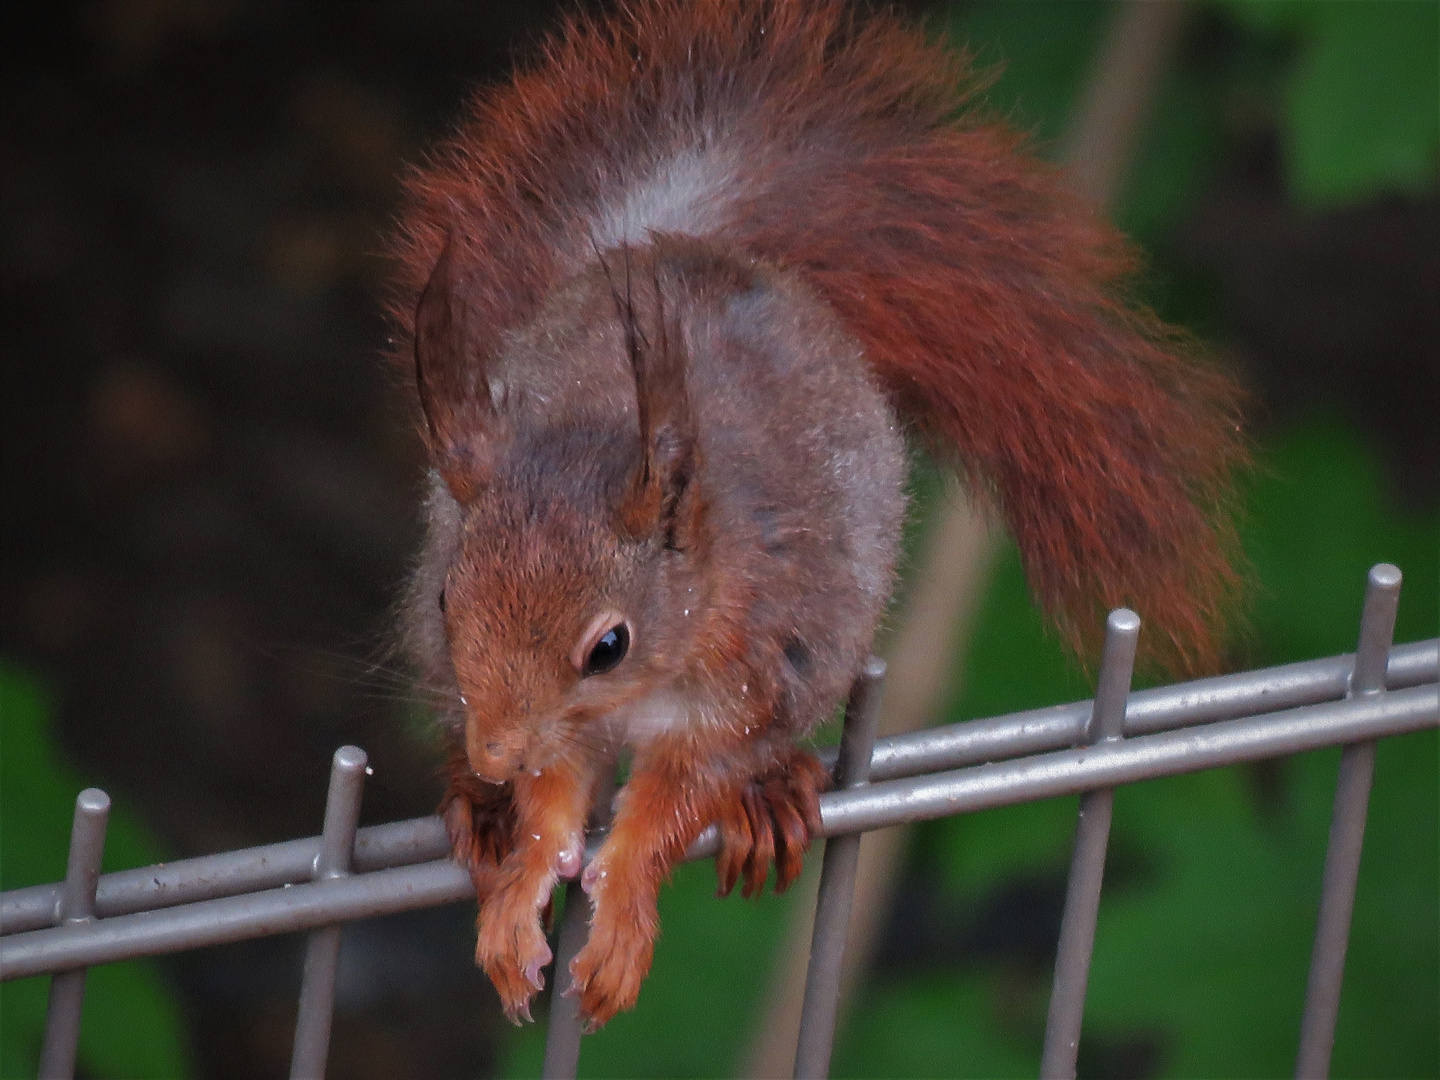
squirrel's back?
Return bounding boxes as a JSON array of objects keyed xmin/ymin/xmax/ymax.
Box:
[{"xmin": 391, "ymin": 0, "xmax": 1245, "ymax": 674}]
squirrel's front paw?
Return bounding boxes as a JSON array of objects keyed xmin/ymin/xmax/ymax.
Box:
[
  {"xmin": 475, "ymin": 891, "xmax": 553, "ymax": 1023},
  {"xmin": 714, "ymin": 748, "xmax": 828, "ymax": 898},
  {"xmin": 441, "ymin": 780, "xmax": 515, "ymax": 903},
  {"xmin": 567, "ymin": 878, "xmax": 657, "ymax": 1029}
]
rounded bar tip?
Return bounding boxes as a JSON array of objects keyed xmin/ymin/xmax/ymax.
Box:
[
  {"xmin": 75, "ymin": 789, "xmax": 110, "ymax": 816},
  {"xmin": 333, "ymin": 745, "xmax": 368, "ymax": 773},
  {"xmin": 1368, "ymin": 563, "xmax": 1401, "ymax": 590},
  {"xmin": 1106, "ymin": 608, "xmax": 1141, "ymax": 637}
]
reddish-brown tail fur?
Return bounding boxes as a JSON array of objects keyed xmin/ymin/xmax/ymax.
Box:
[{"xmin": 388, "ymin": 0, "xmax": 1245, "ymax": 675}]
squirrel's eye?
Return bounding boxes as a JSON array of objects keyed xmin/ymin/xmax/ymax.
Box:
[
  {"xmin": 438, "ymin": 589, "xmax": 447, "ymax": 614},
  {"xmin": 583, "ymin": 623, "xmax": 629, "ymax": 676}
]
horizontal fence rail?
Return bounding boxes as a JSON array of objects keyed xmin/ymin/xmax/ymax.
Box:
[
  {"xmin": 5, "ymin": 637, "xmax": 1434, "ymax": 938},
  {"xmin": 2, "ymin": 565, "xmax": 1436, "ymax": 1080},
  {"xmin": 4, "ymin": 670, "xmax": 1434, "ymax": 980}
]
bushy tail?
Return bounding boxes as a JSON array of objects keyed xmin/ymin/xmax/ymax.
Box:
[{"xmin": 389, "ymin": 0, "xmax": 1245, "ymax": 675}]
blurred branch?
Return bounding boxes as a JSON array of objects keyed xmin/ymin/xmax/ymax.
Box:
[{"xmin": 1064, "ymin": 0, "xmax": 1192, "ymax": 206}]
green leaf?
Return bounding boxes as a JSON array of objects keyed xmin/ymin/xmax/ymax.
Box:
[
  {"xmin": 1289, "ymin": 1, "xmax": 1439, "ymax": 205},
  {"xmin": 1216, "ymin": 0, "xmax": 1440, "ymax": 206},
  {"xmin": 1242, "ymin": 414, "xmax": 1440, "ymax": 662},
  {"xmin": 833, "ymin": 975, "xmax": 1037, "ymax": 1079}
]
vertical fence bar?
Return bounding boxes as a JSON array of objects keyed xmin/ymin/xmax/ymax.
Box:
[
  {"xmin": 1295, "ymin": 565, "xmax": 1401, "ymax": 1079},
  {"xmin": 543, "ymin": 769, "xmax": 619, "ymax": 1080},
  {"xmin": 543, "ymin": 879, "xmax": 593, "ymax": 1079},
  {"xmin": 288, "ymin": 746, "xmax": 368, "ymax": 1080},
  {"xmin": 792, "ymin": 657, "xmax": 887, "ymax": 1080},
  {"xmin": 36, "ymin": 788, "xmax": 110, "ymax": 1080},
  {"xmin": 1039, "ymin": 610, "xmax": 1139, "ymax": 1080}
]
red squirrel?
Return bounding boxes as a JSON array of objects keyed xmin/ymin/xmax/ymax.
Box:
[{"xmin": 388, "ymin": 0, "xmax": 1244, "ymax": 1028}]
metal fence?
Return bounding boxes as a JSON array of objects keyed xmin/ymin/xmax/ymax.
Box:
[{"xmin": 3, "ymin": 563, "xmax": 1437, "ymax": 1080}]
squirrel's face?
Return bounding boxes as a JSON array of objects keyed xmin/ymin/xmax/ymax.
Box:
[
  {"xmin": 409, "ymin": 239, "xmax": 712, "ymax": 782},
  {"xmin": 434, "ymin": 441, "xmax": 701, "ymax": 785}
]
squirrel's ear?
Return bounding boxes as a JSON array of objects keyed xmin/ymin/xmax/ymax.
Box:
[
  {"xmin": 613, "ymin": 277, "xmax": 703, "ymax": 549},
  {"xmin": 414, "ymin": 233, "xmax": 508, "ymax": 500}
]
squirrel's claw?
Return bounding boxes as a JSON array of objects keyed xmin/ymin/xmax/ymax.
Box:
[
  {"xmin": 568, "ymin": 891, "xmax": 654, "ymax": 1028},
  {"xmin": 566, "ymin": 853, "xmax": 658, "ymax": 1027},
  {"xmin": 714, "ymin": 748, "xmax": 829, "ymax": 898},
  {"xmin": 475, "ymin": 886, "xmax": 553, "ymax": 1024}
]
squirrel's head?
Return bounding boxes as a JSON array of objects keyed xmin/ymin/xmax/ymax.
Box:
[{"xmin": 406, "ymin": 237, "xmax": 708, "ymax": 784}]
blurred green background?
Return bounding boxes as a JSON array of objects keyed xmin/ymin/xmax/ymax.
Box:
[{"xmin": 1, "ymin": 1, "xmax": 1436, "ymax": 1077}]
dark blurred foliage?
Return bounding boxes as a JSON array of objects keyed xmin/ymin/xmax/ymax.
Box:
[
  {"xmin": 1, "ymin": 2, "xmax": 584, "ymax": 1074},
  {"xmin": 0, "ymin": 1, "xmax": 1435, "ymax": 1078}
]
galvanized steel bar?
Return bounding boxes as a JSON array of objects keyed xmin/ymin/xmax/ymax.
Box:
[
  {"xmin": 3, "ymin": 684, "xmax": 1435, "ymax": 982},
  {"xmin": 793, "ymin": 658, "xmax": 886, "ymax": 1080},
  {"xmin": 1295, "ymin": 565, "xmax": 1401, "ymax": 1079},
  {"xmin": 289, "ymin": 747, "xmax": 368, "ymax": 1080},
  {"xmin": 1349, "ymin": 566, "xmax": 1402, "ymax": 701},
  {"xmin": 290, "ymin": 928, "xmax": 343, "ymax": 1079},
  {"xmin": 3, "ymin": 641, "xmax": 1434, "ymax": 939},
  {"xmin": 809, "ymin": 682, "xmax": 1434, "ymax": 846},
  {"xmin": 1, "ymin": 859, "xmax": 471, "ymax": 980},
  {"xmin": 542, "ymin": 880, "xmax": 591, "ymax": 1079},
  {"xmin": 857, "ymin": 639, "xmax": 1436, "ymax": 785},
  {"xmin": 37, "ymin": 788, "xmax": 109, "ymax": 1080},
  {"xmin": 2, "ymin": 815, "xmax": 450, "ymax": 936},
  {"xmin": 543, "ymin": 770, "xmax": 619, "ymax": 1079},
  {"xmin": 1040, "ymin": 610, "xmax": 1139, "ymax": 1079}
]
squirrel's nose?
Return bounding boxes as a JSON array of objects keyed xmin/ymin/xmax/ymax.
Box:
[{"xmin": 467, "ymin": 732, "xmax": 526, "ymax": 784}]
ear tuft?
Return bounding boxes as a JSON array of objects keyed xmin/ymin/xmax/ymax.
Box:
[
  {"xmin": 414, "ymin": 233, "xmax": 510, "ymax": 495},
  {"xmin": 603, "ymin": 249, "xmax": 703, "ymax": 549}
]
